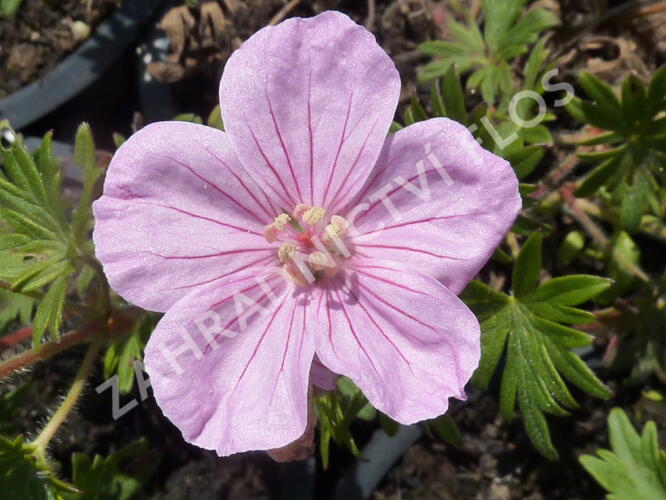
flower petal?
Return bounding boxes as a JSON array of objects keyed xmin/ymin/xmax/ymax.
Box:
[
  {"xmin": 219, "ymin": 11, "xmax": 400, "ymax": 210},
  {"xmin": 310, "ymin": 356, "xmax": 338, "ymax": 391},
  {"xmin": 346, "ymin": 118, "xmax": 521, "ymax": 294},
  {"xmin": 144, "ymin": 269, "xmax": 315, "ymax": 456},
  {"xmin": 311, "ymin": 259, "xmax": 480, "ymax": 424},
  {"xmin": 93, "ymin": 121, "xmax": 277, "ymax": 313}
]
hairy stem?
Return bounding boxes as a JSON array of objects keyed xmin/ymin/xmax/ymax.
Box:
[
  {"xmin": 31, "ymin": 338, "xmax": 103, "ymax": 463},
  {"xmin": 0, "ymin": 323, "xmax": 101, "ymax": 380}
]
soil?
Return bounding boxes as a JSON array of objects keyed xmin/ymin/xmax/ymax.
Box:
[
  {"xmin": 2, "ymin": 0, "xmax": 665, "ymax": 499},
  {"xmin": 0, "ymin": 0, "xmax": 121, "ymax": 98}
]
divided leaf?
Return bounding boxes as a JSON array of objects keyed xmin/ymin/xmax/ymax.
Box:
[
  {"xmin": 580, "ymin": 408, "xmax": 666, "ymax": 499},
  {"xmin": 462, "ymin": 233, "xmax": 612, "ymax": 459}
]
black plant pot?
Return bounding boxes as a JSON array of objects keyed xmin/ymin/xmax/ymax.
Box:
[{"xmin": 0, "ymin": 0, "xmax": 165, "ymax": 130}]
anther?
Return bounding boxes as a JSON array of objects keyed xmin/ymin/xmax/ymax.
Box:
[
  {"xmin": 278, "ymin": 242, "xmax": 297, "ymax": 263},
  {"xmin": 263, "ymin": 213, "xmax": 292, "ymax": 243},
  {"xmin": 303, "ymin": 207, "xmax": 326, "ymax": 226}
]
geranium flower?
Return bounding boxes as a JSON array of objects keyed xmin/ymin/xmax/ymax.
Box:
[{"xmin": 92, "ymin": 11, "xmax": 520, "ymax": 456}]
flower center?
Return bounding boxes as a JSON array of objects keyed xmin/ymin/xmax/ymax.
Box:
[{"xmin": 263, "ymin": 204, "xmax": 352, "ymax": 286}]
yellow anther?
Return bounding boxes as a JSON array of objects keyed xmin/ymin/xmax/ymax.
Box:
[
  {"xmin": 263, "ymin": 213, "xmax": 292, "ymax": 243},
  {"xmin": 323, "ymin": 214, "xmax": 349, "ymax": 241},
  {"xmin": 278, "ymin": 242, "xmax": 297, "ymax": 263},
  {"xmin": 308, "ymin": 251, "xmax": 331, "ymax": 270},
  {"xmin": 293, "ymin": 203, "xmax": 311, "ymax": 219},
  {"xmin": 303, "ymin": 206, "xmax": 326, "ymax": 226},
  {"xmin": 273, "ymin": 213, "xmax": 291, "ymax": 230}
]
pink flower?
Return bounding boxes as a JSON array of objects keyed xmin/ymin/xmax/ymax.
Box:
[{"xmin": 92, "ymin": 11, "xmax": 520, "ymax": 456}]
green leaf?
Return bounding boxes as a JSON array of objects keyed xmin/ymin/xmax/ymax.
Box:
[
  {"xmin": 409, "ymin": 95, "xmax": 428, "ymax": 123},
  {"xmin": 112, "ymin": 133, "xmax": 126, "ymax": 149},
  {"xmin": 315, "ymin": 392, "xmax": 363, "ymax": 469},
  {"xmin": 620, "ymin": 170, "xmax": 651, "ymax": 232},
  {"xmin": 580, "ymin": 408, "xmax": 666, "ymax": 500},
  {"xmin": 599, "ymin": 231, "xmax": 640, "ymax": 304},
  {"xmin": 647, "ymin": 65, "xmax": 666, "ymax": 115},
  {"xmin": 512, "ymin": 232, "xmax": 543, "ymax": 298},
  {"xmin": 31, "ymin": 275, "xmax": 68, "ymax": 347},
  {"xmin": 71, "ymin": 123, "xmax": 103, "ymax": 246},
  {"xmin": 528, "ymin": 275, "xmax": 612, "ymax": 306},
  {"xmin": 498, "ymin": 9, "xmax": 558, "ymax": 58},
  {"xmin": 556, "ymin": 230, "xmax": 585, "ymax": 266},
  {"xmin": 482, "ymin": 0, "xmax": 525, "ymax": 50},
  {"xmin": 575, "ymin": 155, "xmax": 627, "ymax": 197},
  {"xmin": 207, "ymin": 105, "xmax": 224, "ymax": 131},
  {"xmin": 464, "ymin": 252, "xmax": 611, "ymax": 459},
  {"xmin": 0, "ymin": 435, "xmax": 79, "ymax": 499},
  {"xmin": 1, "ymin": 0, "xmax": 25, "ymax": 17},
  {"xmin": 441, "ymin": 66, "xmax": 467, "ymax": 125},
  {"xmin": 504, "ymin": 145, "xmax": 544, "ymax": 179},
  {"xmin": 0, "ymin": 288, "xmax": 33, "ymax": 332},
  {"xmin": 578, "ymin": 72, "xmax": 623, "ymax": 123},
  {"xmin": 103, "ymin": 316, "xmax": 154, "ymax": 394},
  {"xmin": 379, "ymin": 413, "xmax": 400, "ymax": 437},
  {"xmin": 72, "ymin": 438, "xmax": 160, "ymax": 500},
  {"xmin": 429, "ymin": 415, "xmax": 462, "ymax": 447}
]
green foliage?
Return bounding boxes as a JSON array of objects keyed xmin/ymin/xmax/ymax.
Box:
[
  {"xmin": 0, "ymin": 287, "xmax": 33, "ymax": 331},
  {"xmin": 401, "ymin": 66, "xmax": 549, "ymax": 180},
  {"xmin": 0, "ymin": 123, "xmax": 106, "ymax": 347},
  {"xmin": 315, "ymin": 377, "xmax": 376, "ymax": 469},
  {"xmin": 103, "ymin": 316, "xmax": 155, "ymax": 394},
  {"xmin": 0, "ymin": 0, "xmax": 24, "ymax": 18},
  {"xmin": 418, "ymin": 0, "xmax": 557, "ymax": 104},
  {"xmin": 462, "ymin": 232, "xmax": 612, "ymax": 459},
  {"xmin": 71, "ymin": 123, "xmax": 103, "ymax": 247},
  {"xmin": 72, "ymin": 439, "xmax": 160, "ymax": 500},
  {"xmin": 0, "ymin": 435, "xmax": 79, "ymax": 499},
  {"xmin": 580, "ymin": 408, "xmax": 666, "ymax": 499},
  {"xmin": 424, "ymin": 414, "xmax": 462, "ymax": 447},
  {"xmin": 568, "ymin": 67, "xmax": 666, "ymax": 231},
  {"xmin": 0, "ymin": 133, "xmax": 75, "ymax": 346}
]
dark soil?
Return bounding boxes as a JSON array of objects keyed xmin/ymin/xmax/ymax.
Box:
[{"xmin": 0, "ymin": 0, "xmax": 121, "ymax": 98}]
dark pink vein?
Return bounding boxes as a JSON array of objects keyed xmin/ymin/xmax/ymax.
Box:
[
  {"xmin": 339, "ymin": 276, "xmax": 412, "ymax": 368},
  {"xmin": 307, "ymin": 68, "xmax": 315, "ymax": 205},
  {"xmin": 242, "ymin": 113, "xmax": 296, "ymax": 208},
  {"xmin": 147, "ymin": 248, "xmax": 270, "ymax": 260},
  {"xmin": 266, "ymin": 93, "xmax": 304, "ymax": 202},
  {"xmin": 133, "ymin": 200, "xmax": 261, "ymax": 236},
  {"xmin": 354, "ymin": 243, "xmax": 467, "ymax": 260},
  {"xmin": 333, "ymin": 288, "xmax": 381, "ymax": 377},
  {"xmin": 204, "ymin": 148, "xmax": 276, "ymax": 221},
  {"xmin": 164, "ymin": 154, "xmax": 265, "ymax": 225},
  {"xmin": 322, "ymin": 92, "xmax": 354, "ymax": 207}
]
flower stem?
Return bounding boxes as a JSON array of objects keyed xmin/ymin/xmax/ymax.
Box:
[
  {"xmin": 0, "ymin": 322, "xmax": 101, "ymax": 380},
  {"xmin": 30, "ymin": 338, "xmax": 103, "ymax": 463}
]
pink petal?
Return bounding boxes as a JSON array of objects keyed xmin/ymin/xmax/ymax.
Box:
[
  {"xmin": 143, "ymin": 270, "xmax": 315, "ymax": 456},
  {"xmin": 93, "ymin": 121, "xmax": 277, "ymax": 313},
  {"xmin": 346, "ymin": 118, "xmax": 521, "ymax": 294},
  {"xmin": 311, "ymin": 258, "xmax": 480, "ymax": 424},
  {"xmin": 309, "ymin": 355, "xmax": 338, "ymax": 391},
  {"xmin": 219, "ymin": 11, "xmax": 400, "ymax": 210}
]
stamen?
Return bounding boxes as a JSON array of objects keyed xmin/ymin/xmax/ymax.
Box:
[
  {"xmin": 263, "ymin": 213, "xmax": 292, "ymax": 243},
  {"xmin": 303, "ymin": 207, "xmax": 326, "ymax": 226},
  {"xmin": 293, "ymin": 203, "xmax": 311, "ymax": 219},
  {"xmin": 308, "ymin": 251, "xmax": 329, "ymax": 270},
  {"xmin": 273, "ymin": 213, "xmax": 291, "ymax": 230},
  {"xmin": 282, "ymin": 262, "xmax": 308, "ymax": 286},
  {"xmin": 323, "ymin": 214, "xmax": 349, "ymax": 241},
  {"xmin": 278, "ymin": 242, "xmax": 297, "ymax": 263}
]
